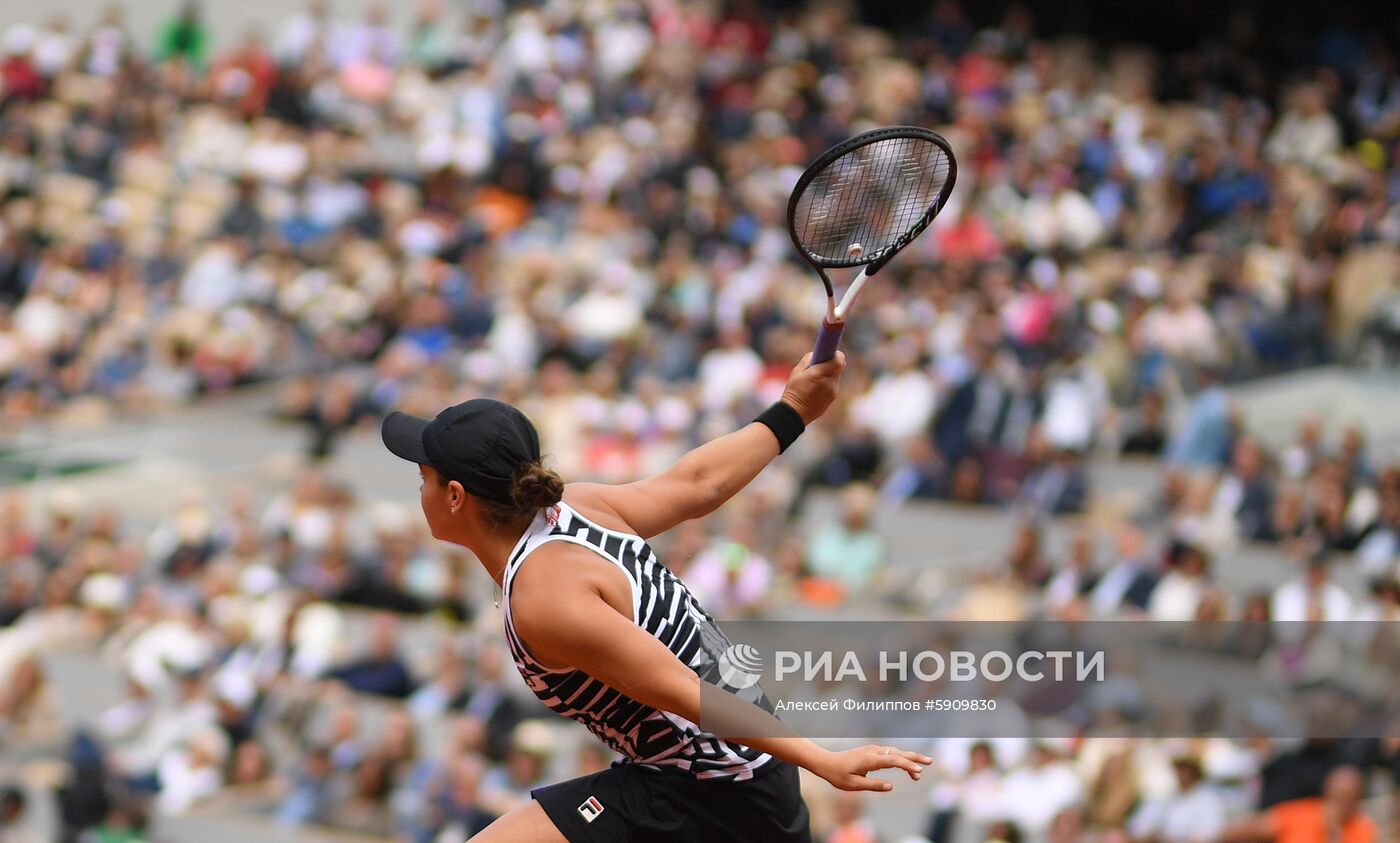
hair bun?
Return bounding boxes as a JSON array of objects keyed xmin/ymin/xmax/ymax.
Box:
[{"xmin": 510, "ymin": 461, "xmax": 565, "ymax": 512}]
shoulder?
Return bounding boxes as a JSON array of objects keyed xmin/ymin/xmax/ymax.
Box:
[
  {"xmin": 560, "ymin": 482, "xmax": 640, "ymax": 534},
  {"xmin": 509, "ymin": 535, "xmax": 634, "ymax": 630}
]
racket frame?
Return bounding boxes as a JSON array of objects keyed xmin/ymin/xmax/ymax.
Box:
[{"xmin": 787, "ymin": 126, "xmax": 958, "ymax": 363}]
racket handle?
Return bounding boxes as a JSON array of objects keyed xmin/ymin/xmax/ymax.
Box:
[{"xmin": 810, "ymin": 320, "xmax": 845, "ymax": 366}]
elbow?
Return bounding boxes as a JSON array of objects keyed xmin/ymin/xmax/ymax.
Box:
[{"xmin": 687, "ymin": 476, "xmax": 728, "ymax": 520}]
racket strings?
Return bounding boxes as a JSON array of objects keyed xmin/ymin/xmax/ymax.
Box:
[{"xmin": 794, "ymin": 136, "xmax": 951, "ymax": 264}]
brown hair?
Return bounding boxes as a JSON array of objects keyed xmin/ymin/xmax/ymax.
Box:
[{"xmin": 479, "ymin": 461, "xmax": 564, "ymax": 527}]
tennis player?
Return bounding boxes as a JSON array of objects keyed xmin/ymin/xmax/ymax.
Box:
[{"xmin": 382, "ymin": 350, "xmax": 929, "ymax": 842}]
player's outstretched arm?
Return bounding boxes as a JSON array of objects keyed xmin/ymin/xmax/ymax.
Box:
[{"xmin": 569, "ymin": 351, "xmax": 846, "ymax": 539}]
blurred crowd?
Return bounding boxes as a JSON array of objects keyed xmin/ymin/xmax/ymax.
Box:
[
  {"xmin": 2, "ymin": 0, "xmax": 1400, "ymax": 840},
  {"xmin": 0, "ymin": 0, "xmax": 1397, "ymax": 498},
  {"xmin": 0, "ymin": 472, "xmax": 613, "ymax": 842},
  {"xmin": 1, "ymin": 466, "xmax": 1399, "ymax": 841},
  {"xmin": 940, "ymin": 415, "xmax": 1400, "ymax": 627}
]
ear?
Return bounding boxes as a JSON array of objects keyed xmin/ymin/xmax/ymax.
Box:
[{"xmin": 446, "ymin": 480, "xmax": 467, "ymax": 514}]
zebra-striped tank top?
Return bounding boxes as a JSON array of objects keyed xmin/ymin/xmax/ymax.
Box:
[{"xmin": 501, "ymin": 501, "xmax": 774, "ymax": 780}]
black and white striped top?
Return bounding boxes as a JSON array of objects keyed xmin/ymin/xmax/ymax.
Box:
[{"xmin": 501, "ymin": 501, "xmax": 773, "ymax": 780}]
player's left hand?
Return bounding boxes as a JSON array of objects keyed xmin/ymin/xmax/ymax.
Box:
[{"xmin": 812, "ymin": 744, "xmax": 930, "ymax": 792}]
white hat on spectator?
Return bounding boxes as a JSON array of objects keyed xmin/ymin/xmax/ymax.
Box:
[
  {"xmin": 3, "ymin": 25, "xmax": 35, "ymax": 55},
  {"xmin": 80, "ymin": 572, "xmax": 129, "ymax": 612},
  {"xmin": 1087, "ymin": 299, "xmax": 1121, "ymax": 334},
  {"xmin": 654, "ymin": 396, "xmax": 694, "ymax": 435},
  {"xmin": 47, "ymin": 486, "xmax": 81, "ymax": 517},
  {"xmin": 213, "ymin": 669, "xmax": 257, "ymax": 710},
  {"xmin": 97, "ymin": 196, "xmax": 129, "ymax": 227},
  {"xmin": 1033, "ymin": 735, "xmax": 1075, "ymax": 756},
  {"xmin": 174, "ymin": 505, "xmax": 213, "ymax": 544},
  {"xmin": 187, "ymin": 725, "xmax": 231, "ymax": 766},
  {"xmin": 1128, "ymin": 266, "xmax": 1161, "ymax": 300},
  {"xmin": 125, "ymin": 619, "xmax": 214, "ymax": 690},
  {"xmin": 461, "ymin": 349, "xmax": 506, "ymax": 386},
  {"xmin": 291, "ymin": 602, "xmax": 345, "ymax": 678},
  {"xmin": 1029, "ymin": 256, "xmax": 1060, "ymax": 290},
  {"xmin": 512, "ymin": 720, "xmax": 558, "ymax": 757},
  {"xmin": 614, "ymin": 400, "xmax": 648, "ymax": 436},
  {"xmin": 1203, "ymin": 738, "xmax": 1260, "ymax": 782},
  {"xmin": 239, "ymin": 563, "xmax": 281, "ymax": 598},
  {"xmin": 369, "ymin": 501, "xmax": 412, "ymax": 535}
]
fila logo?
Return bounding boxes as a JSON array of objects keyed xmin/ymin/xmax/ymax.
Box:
[{"xmin": 577, "ymin": 796, "xmax": 604, "ymax": 823}]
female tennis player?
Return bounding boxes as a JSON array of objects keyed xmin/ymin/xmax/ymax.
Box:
[{"xmin": 382, "ymin": 350, "xmax": 930, "ymax": 842}]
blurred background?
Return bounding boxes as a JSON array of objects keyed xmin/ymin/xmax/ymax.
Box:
[{"xmin": 0, "ymin": 0, "xmax": 1398, "ymax": 841}]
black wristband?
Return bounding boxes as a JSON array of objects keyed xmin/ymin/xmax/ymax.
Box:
[{"xmin": 755, "ymin": 401, "xmax": 806, "ymax": 453}]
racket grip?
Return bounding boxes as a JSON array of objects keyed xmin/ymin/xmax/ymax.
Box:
[{"xmin": 810, "ymin": 320, "xmax": 845, "ymax": 366}]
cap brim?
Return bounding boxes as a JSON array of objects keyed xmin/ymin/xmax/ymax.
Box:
[{"xmin": 381, "ymin": 411, "xmax": 432, "ymax": 464}]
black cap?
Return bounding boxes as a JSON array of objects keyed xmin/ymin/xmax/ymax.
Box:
[{"xmin": 382, "ymin": 399, "xmax": 541, "ymax": 505}]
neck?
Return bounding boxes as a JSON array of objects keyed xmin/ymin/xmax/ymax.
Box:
[{"xmin": 460, "ymin": 515, "xmax": 534, "ymax": 587}]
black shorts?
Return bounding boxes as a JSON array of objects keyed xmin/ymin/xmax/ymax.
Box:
[{"xmin": 532, "ymin": 759, "xmax": 813, "ymax": 843}]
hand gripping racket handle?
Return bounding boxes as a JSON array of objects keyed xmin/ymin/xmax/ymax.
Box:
[{"xmin": 810, "ymin": 320, "xmax": 845, "ymax": 366}]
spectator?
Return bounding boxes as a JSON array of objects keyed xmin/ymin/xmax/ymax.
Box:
[
  {"xmin": 1149, "ymin": 544, "xmax": 1212, "ymax": 622},
  {"xmin": 804, "ymin": 485, "xmax": 885, "ymax": 597},
  {"xmin": 0, "ymin": 787, "xmax": 39, "ymax": 843},
  {"xmin": 1044, "ymin": 531, "xmax": 1100, "ymax": 616},
  {"xmin": 0, "ymin": 656, "xmax": 57, "ymax": 740},
  {"xmin": 154, "ymin": 2, "xmax": 208, "ymax": 67},
  {"xmin": 428, "ymin": 756, "xmax": 495, "ymax": 842},
  {"xmin": 276, "ymin": 744, "xmax": 333, "ymax": 826},
  {"xmin": 686, "ymin": 527, "xmax": 775, "ymax": 618},
  {"xmin": 823, "ymin": 790, "xmax": 879, "ymax": 843},
  {"xmin": 997, "ymin": 740, "xmax": 1082, "ymax": 843},
  {"xmin": 926, "ymin": 741, "xmax": 1004, "ymax": 843},
  {"xmin": 327, "ymin": 613, "xmax": 414, "ymax": 699},
  {"xmin": 478, "ymin": 722, "xmax": 553, "ymax": 819},
  {"xmin": 1220, "ymin": 765, "xmax": 1376, "ymax": 843},
  {"xmin": 851, "ymin": 340, "xmax": 937, "ymax": 451},
  {"xmin": 77, "ymin": 802, "xmax": 149, "ymax": 843},
  {"xmin": 1089, "ymin": 523, "xmax": 1159, "ymax": 618},
  {"xmin": 1353, "ymin": 482, "xmax": 1400, "ymax": 577},
  {"xmin": 1270, "ymin": 553, "xmax": 1353, "ymax": 624},
  {"xmin": 1163, "ymin": 370, "xmax": 1234, "ymax": 469},
  {"xmin": 1126, "ymin": 755, "xmax": 1228, "ymax": 843},
  {"xmin": 1017, "ymin": 439, "xmax": 1089, "ymax": 515},
  {"xmin": 405, "ymin": 641, "xmax": 471, "ymax": 720},
  {"xmin": 1265, "ymin": 83, "xmax": 1343, "ymax": 172},
  {"xmin": 1119, "ymin": 391, "xmax": 1168, "ymax": 457},
  {"xmin": 333, "ymin": 753, "xmax": 395, "ymax": 837},
  {"xmin": 1213, "ymin": 437, "xmax": 1276, "ymax": 542},
  {"xmin": 154, "ymin": 726, "xmax": 227, "ymax": 815}
]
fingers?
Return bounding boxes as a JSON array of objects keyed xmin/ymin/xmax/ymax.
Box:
[
  {"xmin": 794, "ymin": 350, "xmax": 845, "ymax": 373},
  {"xmin": 805, "ymin": 351, "xmax": 846, "ymax": 375},
  {"xmin": 842, "ymin": 775, "xmax": 895, "ymax": 793},
  {"xmin": 862, "ymin": 746, "xmax": 924, "ymax": 780},
  {"xmin": 902, "ymin": 749, "xmax": 934, "ymax": 766},
  {"xmin": 869, "ymin": 753, "xmax": 923, "ymax": 779},
  {"xmin": 866, "ymin": 744, "xmax": 927, "ymax": 763}
]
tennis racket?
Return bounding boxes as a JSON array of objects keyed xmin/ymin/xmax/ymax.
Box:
[{"xmin": 787, "ymin": 126, "xmax": 957, "ymax": 365}]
